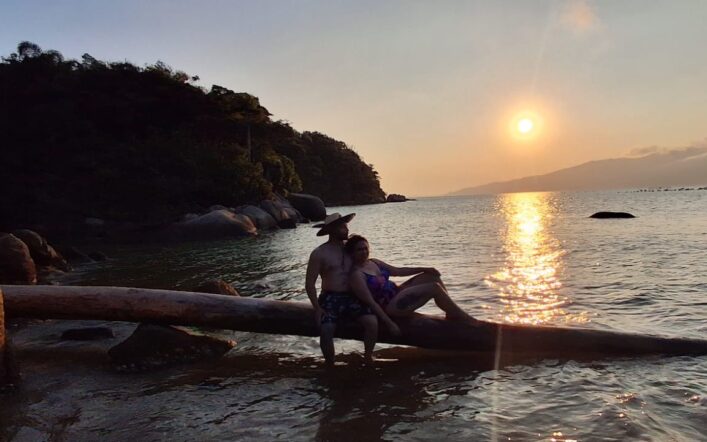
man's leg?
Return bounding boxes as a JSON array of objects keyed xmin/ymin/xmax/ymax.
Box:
[
  {"xmin": 320, "ymin": 322, "xmax": 337, "ymax": 366},
  {"xmin": 357, "ymin": 314, "xmax": 378, "ymax": 364}
]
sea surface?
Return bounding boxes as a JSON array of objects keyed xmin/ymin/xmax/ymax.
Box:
[{"xmin": 3, "ymin": 190, "xmax": 707, "ymax": 441}]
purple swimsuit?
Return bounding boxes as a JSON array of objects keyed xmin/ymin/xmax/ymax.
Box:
[{"xmin": 364, "ymin": 264, "xmax": 399, "ymax": 308}]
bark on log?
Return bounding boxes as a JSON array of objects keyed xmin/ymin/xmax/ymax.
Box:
[{"xmin": 3, "ymin": 285, "xmax": 707, "ymax": 359}]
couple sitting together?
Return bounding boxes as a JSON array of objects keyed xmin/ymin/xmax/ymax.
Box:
[{"xmin": 305, "ymin": 212, "xmax": 476, "ymax": 365}]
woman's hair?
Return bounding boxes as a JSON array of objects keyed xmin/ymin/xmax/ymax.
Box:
[{"xmin": 345, "ymin": 234, "xmax": 368, "ymax": 255}]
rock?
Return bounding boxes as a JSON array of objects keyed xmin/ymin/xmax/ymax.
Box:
[
  {"xmin": 589, "ymin": 211, "xmax": 636, "ymax": 219},
  {"xmin": 260, "ymin": 200, "xmax": 300, "ymax": 229},
  {"xmin": 180, "ymin": 213, "xmax": 200, "ymax": 222},
  {"xmin": 208, "ymin": 204, "xmax": 229, "ymax": 212},
  {"xmin": 108, "ymin": 324, "xmax": 235, "ymax": 371},
  {"xmin": 386, "ymin": 193, "xmax": 407, "ymax": 203},
  {"xmin": 193, "ymin": 279, "xmax": 240, "ymax": 297},
  {"xmin": 61, "ymin": 326, "xmax": 115, "ymax": 341},
  {"xmin": 87, "ymin": 251, "xmax": 108, "ymax": 261},
  {"xmin": 56, "ymin": 246, "xmax": 93, "ymax": 263},
  {"xmin": 170, "ymin": 210, "xmax": 257, "ymax": 240},
  {"xmin": 235, "ymin": 205, "xmax": 278, "ymax": 230},
  {"xmin": 11, "ymin": 229, "xmax": 70, "ymax": 271},
  {"xmin": 0, "ymin": 233, "xmax": 37, "ymax": 285},
  {"xmin": 288, "ymin": 193, "xmax": 326, "ymax": 221}
]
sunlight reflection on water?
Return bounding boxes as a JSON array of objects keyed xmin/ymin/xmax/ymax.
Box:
[{"xmin": 485, "ymin": 192, "xmax": 589, "ymax": 325}]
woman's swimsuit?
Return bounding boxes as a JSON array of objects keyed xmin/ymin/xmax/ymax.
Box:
[{"xmin": 364, "ymin": 264, "xmax": 399, "ymax": 308}]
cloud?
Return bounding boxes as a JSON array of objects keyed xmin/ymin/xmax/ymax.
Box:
[
  {"xmin": 561, "ymin": 0, "xmax": 599, "ymax": 34},
  {"xmin": 628, "ymin": 142, "xmax": 707, "ymax": 159}
]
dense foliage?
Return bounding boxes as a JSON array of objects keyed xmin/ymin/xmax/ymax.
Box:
[{"xmin": 0, "ymin": 42, "xmax": 385, "ymax": 229}]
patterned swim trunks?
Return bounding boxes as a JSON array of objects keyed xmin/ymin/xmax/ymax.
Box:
[{"xmin": 318, "ymin": 291, "xmax": 373, "ymax": 325}]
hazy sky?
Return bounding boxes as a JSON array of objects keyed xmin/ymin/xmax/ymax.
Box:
[{"xmin": 2, "ymin": 1, "xmax": 706, "ymax": 196}]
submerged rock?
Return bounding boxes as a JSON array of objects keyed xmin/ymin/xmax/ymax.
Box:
[
  {"xmin": 193, "ymin": 279, "xmax": 240, "ymax": 297},
  {"xmin": 108, "ymin": 324, "xmax": 235, "ymax": 371},
  {"xmin": 60, "ymin": 326, "xmax": 115, "ymax": 341},
  {"xmin": 87, "ymin": 251, "xmax": 108, "ymax": 261},
  {"xmin": 590, "ymin": 211, "xmax": 636, "ymax": 219},
  {"xmin": 0, "ymin": 233, "xmax": 37, "ymax": 285}
]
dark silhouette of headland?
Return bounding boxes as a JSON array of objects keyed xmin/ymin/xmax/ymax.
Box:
[{"xmin": 0, "ymin": 42, "xmax": 386, "ymax": 234}]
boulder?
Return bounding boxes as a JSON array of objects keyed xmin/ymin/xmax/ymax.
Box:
[
  {"xmin": 171, "ymin": 209, "xmax": 257, "ymax": 239},
  {"xmin": 108, "ymin": 324, "xmax": 235, "ymax": 371},
  {"xmin": 235, "ymin": 205, "xmax": 278, "ymax": 230},
  {"xmin": 12, "ymin": 229, "xmax": 70, "ymax": 271},
  {"xmin": 590, "ymin": 211, "xmax": 636, "ymax": 219},
  {"xmin": 61, "ymin": 326, "xmax": 115, "ymax": 341},
  {"xmin": 208, "ymin": 204, "xmax": 229, "ymax": 212},
  {"xmin": 288, "ymin": 193, "xmax": 326, "ymax": 221},
  {"xmin": 193, "ymin": 279, "xmax": 240, "ymax": 297},
  {"xmin": 260, "ymin": 200, "xmax": 300, "ymax": 229},
  {"xmin": 0, "ymin": 233, "xmax": 37, "ymax": 285},
  {"xmin": 386, "ymin": 193, "xmax": 407, "ymax": 203}
]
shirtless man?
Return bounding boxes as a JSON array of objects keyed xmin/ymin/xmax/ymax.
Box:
[{"xmin": 305, "ymin": 213, "xmax": 378, "ymax": 365}]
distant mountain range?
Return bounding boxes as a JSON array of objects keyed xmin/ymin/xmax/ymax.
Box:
[{"xmin": 448, "ymin": 147, "xmax": 707, "ymax": 196}]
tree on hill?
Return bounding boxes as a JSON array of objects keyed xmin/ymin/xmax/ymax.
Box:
[{"xmin": 0, "ymin": 42, "xmax": 385, "ymax": 232}]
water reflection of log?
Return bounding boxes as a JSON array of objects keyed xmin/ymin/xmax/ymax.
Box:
[{"xmin": 3, "ymin": 285, "xmax": 707, "ymax": 360}]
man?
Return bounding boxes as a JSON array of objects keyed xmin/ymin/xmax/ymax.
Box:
[{"xmin": 305, "ymin": 212, "xmax": 378, "ymax": 365}]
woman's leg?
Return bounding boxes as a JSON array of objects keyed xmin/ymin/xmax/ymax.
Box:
[
  {"xmin": 386, "ymin": 282, "xmax": 472, "ymax": 321},
  {"xmin": 398, "ymin": 272, "xmax": 447, "ymax": 292},
  {"xmin": 356, "ymin": 314, "xmax": 378, "ymax": 364}
]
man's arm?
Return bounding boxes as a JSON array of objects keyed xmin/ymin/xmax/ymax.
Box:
[{"xmin": 305, "ymin": 250, "xmax": 323, "ymax": 324}]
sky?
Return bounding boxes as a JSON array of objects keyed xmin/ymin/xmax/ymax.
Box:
[{"xmin": 2, "ymin": 1, "xmax": 707, "ymax": 196}]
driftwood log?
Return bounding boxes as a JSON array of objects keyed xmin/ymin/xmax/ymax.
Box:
[{"xmin": 3, "ymin": 285, "xmax": 707, "ymax": 360}]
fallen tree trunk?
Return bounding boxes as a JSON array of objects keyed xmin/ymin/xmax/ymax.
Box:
[{"xmin": 3, "ymin": 285, "xmax": 707, "ymax": 359}]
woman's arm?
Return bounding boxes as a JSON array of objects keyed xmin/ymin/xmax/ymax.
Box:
[
  {"xmin": 350, "ymin": 270, "xmax": 401, "ymax": 336},
  {"xmin": 372, "ymin": 259, "xmax": 440, "ymax": 278}
]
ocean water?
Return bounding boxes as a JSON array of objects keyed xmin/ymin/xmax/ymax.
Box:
[{"xmin": 4, "ymin": 190, "xmax": 707, "ymax": 441}]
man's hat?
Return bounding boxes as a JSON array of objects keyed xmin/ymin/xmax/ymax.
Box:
[{"xmin": 314, "ymin": 212, "xmax": 355, "ymax": 236}]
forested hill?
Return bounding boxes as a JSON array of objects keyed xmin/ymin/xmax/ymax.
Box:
[{"xmin": 0, "ymin": 42, "xmax": 385, "ymax": 229}]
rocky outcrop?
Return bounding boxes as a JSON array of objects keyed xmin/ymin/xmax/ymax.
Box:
[
  {"xmin": 0, "ymin": 233, "xmax": 37, "ymax": 285},
  {"xmin": 386, "ymin": 194, "xmax": 407, "ymax": 203},
  {"xmin": 288, "ymin": 193, "xmax": 326, "ymax": 221},
  {"xmin": 590, "ymin": 212, "xmax": 636, "ymax": 219},
  {"xmin": 193, "ymin": 279, "xmax": 240, "ymax": 297},
  {"xmin": 12, "ymin": 229, "xmax": 70, "ymax": 271},
  {"xmin": 236, "ymin": 205, "xmax": 278, "ymax": 230},
  {"xmin": 108, "ymin": 324, "xmax": 235, "ymax": 371},
  {"xmin": 170, "ymin": 209, "xmax": 257, "ymax": 239}
]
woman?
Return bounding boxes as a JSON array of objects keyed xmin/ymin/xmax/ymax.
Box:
[{"xmin": 346, "ymin": 235, "xmax": 475, "ymax": 323}]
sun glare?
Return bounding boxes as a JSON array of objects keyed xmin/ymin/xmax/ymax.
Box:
[
  {"xmin": 517, "ymin": 118, "xmax": 534, "ymax": 134},
  {"xmin": 509, "ymin": 110, "xmax": 544, "ymax": 141}
]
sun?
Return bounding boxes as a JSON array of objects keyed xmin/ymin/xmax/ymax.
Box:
[
  {"xmin": 509, "ymin": 110, "xmax": 544, "ymax": 141},
  {"xmin": 517, "ymin": 118, "xmax": 534, "ymax": 134}
]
